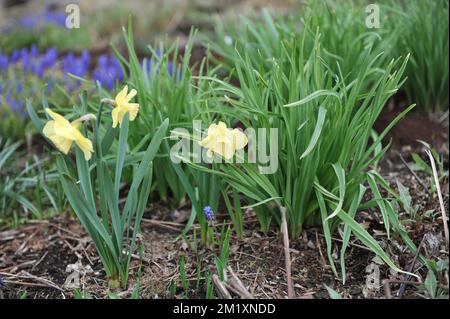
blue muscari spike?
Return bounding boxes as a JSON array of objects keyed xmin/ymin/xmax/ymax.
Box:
[{"xmin": 203, "ymin": 206, "xmax": 215, "ymax": 221}]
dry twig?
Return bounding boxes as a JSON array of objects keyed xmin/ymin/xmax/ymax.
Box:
[
  {"xmin": 397, "ymin": 237, "xmax": 425, "ymax": 299},
  {"xmin": 426, "ymin": 150, "xmax": 449, "ymax": 250},
  {"xmin": 227, "ymin": 266, "xmax": 254, "ymax": 299},
  {"xmin": 212, "ymin": 274, "xmax": 232, "ymax": 299},
  {"xmin": 280, "ymin": 207, "xmax": 294, "ymax": 298}
]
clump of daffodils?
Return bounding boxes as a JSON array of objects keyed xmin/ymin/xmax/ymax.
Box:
[
  {"xmin": 43, "ymin": 85, "xmax": 140, "ymax": 160},
  {"xmin": 199, "ymin": 121, "xmax": 248, "ymax": 159}
]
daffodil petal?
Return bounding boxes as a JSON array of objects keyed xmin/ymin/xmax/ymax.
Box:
[
  {"xmin": 125, "ymin": 103, "xmax": 139, "ymax": 121},
  {"xmin": 115, "ymin": 85, "xmax": 128, "ymax": 105},
  {"xmin": 199, "ymin": 135, "xmax": 215, "ymax": 149},
  {"xmin": 75, "ymin": 136, "xmax": 94, "ymax": 160},
  {"xmin": 117, "ymin": 110, "xmax": 127, "ymax": 126},
  {"xmin": 217, "ymin": 122, "xmax": 227, "ymax": 132},
  {"xmin": 43, "ymin": 111, "xmax": 78, "ymax": 140},
  {"xmin": 207, "ymin": 123, "xmax": 220, "ymax": 136},
  {"xmin": 220, "ymin": 143, "xmax": 235, "ymax": 159},
  {"xmin": 43, "ymin": 121, "xmax": 73, "ymax": 154},
  {"xmin": 51, "ymin": 135, "xmax": 73, "ymax": 154},
  {"xmin": 232, "ymin": 129, "xmax": 248, "ymax": 149},
  {"xmin": 111, "ymin": 107, "xmax": 120, "ymax": 128},
  {"xmin": 45, "ymin": 108, "xmax": 70, "ymax": 124},
  {"xmin": 125, "ymin": 89, "xmax": 137, "ymax": 102}
]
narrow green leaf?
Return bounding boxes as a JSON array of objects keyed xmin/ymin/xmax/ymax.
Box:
[
  {"xmin": 284, "ymin": 90, "xmax": 340, "ymax": 108},
  {"xmin": 300, "ymin": 106, "xmax": 327, "ymax": 159}
]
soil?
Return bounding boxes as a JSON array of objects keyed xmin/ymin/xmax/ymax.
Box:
[
  {"xmin": 1, "ymin": 141, "xmax": 448, "ymax": 299},
  {"xmin": 0, "ymin": 215, "xmax": 371, "ymax": 299},
  {"xmin": 374, "ymin": 97, "xmax": 449, "ymax": 155}
]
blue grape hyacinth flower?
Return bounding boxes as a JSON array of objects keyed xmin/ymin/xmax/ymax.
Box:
[
  {"xmin": 92, "ymin": 54, "xmax": 124, "ymax": 90},
  {"xmin": 203, "ymin": 206, "xmax": 215, "ymax": 221}
]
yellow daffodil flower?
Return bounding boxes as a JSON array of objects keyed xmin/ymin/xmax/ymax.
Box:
[
  {"xmin": 199, "ymin": 121, "xmax": 248, "ymax": 159},
  {"xmin": 42, "ymin": 108, "xmax": 94, "ymax": 160},
  {"xmin": 111, "ymin": 85, "xmax": 140, "ymax": 128}
]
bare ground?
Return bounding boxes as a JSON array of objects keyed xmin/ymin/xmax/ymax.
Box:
[{"xmin": 1, "ymin": 141, "xmax": 448, "ymax": 299}]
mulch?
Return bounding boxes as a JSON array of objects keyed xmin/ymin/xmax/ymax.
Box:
[{"xmin": 1, "ymin": 148, "xmax": 448, "ymax": 299}]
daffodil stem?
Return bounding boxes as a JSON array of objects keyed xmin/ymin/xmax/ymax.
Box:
[
  {"xmin": 72, "ymin": 114, "xmax": 97, "ymax": 125},
  {"xmin": 101, "ymin": 98, "xmax": 116, "ymax": 106}
]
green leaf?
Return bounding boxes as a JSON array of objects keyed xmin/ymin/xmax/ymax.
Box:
[
  {"xmin": 325, "ymin": 163, "xmax": 346, "ymax": 221},
  {"xmin": 300, "ymin": 106, "xmax": 327, "ymax": 159},
  {"xmin": 424, "ymin": 271, "xmax": 437, "ymax": 299},
  {"xmin": 367, "ymin": 173, "xmax": 391, "ymax": 239},
  {"xmin": 324, "ymin": 284, "xmax": 342, "ymax": 299},
  {"xmin": 283, "ymin": 90, "xmax": 340, "ymax": 108},
  {"xmin": 115, "ymin": 113, "xmax": 129, "ymax": 197},
  {"xmin": 340, "ymin": 184, "xmax": 366, "ymax": 284},
  {"xmin": 336, "ymin": 206, "xmax": 418, "ymax": 279},
  {"xmin": 25, "ymin": 99, "xmax": 44, "ymax": 132},
  {"xmin": 316, "ymin": 189, "xmax": 338, "ymax": 277}
]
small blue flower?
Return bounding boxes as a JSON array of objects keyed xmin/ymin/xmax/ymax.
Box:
[
  {"xmin": 30, "ymin": 44, "xmax": 38, "ymax": 57},
  {"xmin": 5, "ymin": 92, "xmax": 12, "ymax": 104},
  {"xmin": 31, "ymin": 62, "xmax": 45, "ymax": 77},
  {"xmin": 40, "ymin": 47, "xmax": 58, "ymax": 69},
  {"xmin": 15, "ymin": 82, "xmax": 23, "ymax": 94},
  {"xmin": 203, "ymin": 206, "xmax": 215, "ymax": 221},
  {"xmin": 81, "ymin": 49, "xmax": 90, "ymax": 65},
  {"xmin": 11, "ymin": 50, "xmax": 20, "ymax": 63},
  {"xmin": 92, "ymin": 54, "xmax": 123, "ymax": 90},
  {"xmin": 0, "ymin": 53, "xmax": 9, "ymax": 70},
  {"xmin": 43, "ymin": 6, "xmax": 67, "ymax": 27},
  {"xmin": 16, "ymin": 6, "xmax": 67, "ymax": 30},
  {"xmin": 47, "ymin": 81, "xmax": 53, "ymax": 94},
  {"xmin": 98, "ymin": 54, "xmax": 108, "ymax": 68},
  {"xmin": 0, "ymin": 274, "xmax": 4, "ymax": 288}
]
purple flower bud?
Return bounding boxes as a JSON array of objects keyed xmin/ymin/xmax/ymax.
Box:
[
  {"xmin": 6, "ymin": 92, "xmax": 12, "ymax": 104},
  {"xmin": 203, "ymin": 206, "xmax": 215, "ymax": 221},
  {"xmin": 98, "ymin": 54, "xmax": 108, "ymax": 67},
  {"xmin": 0, "ymin": 53, "xmax": 9, "ymax": 70},
  {"xmin": 93, "ymin": 55, "xmax": 124, "ymax": 90},
  {"xmin": 30, "ymin": 44, "xmax": 38, "ymax": 57},
  {"xmin": 81, "ymin": 49, "xmax": 90, "ymax": 65},
  {"xmin": 168, "ymin": 61, "xmax": 174, "ymax": 76},
  {"xmin": 41, "ymin": 47, "xmax": 58, "ymax": 69},
  {"xmin": 15, "ymin": 83, "xmax": 23, "ymax": 94},
  {"xmin": 47, "ymin": 82, "xmax": 53, "ymax": 94},
  {"xmin": 11, "ymin": 50, "xmax": 20, "ymax": 63},
  {"xmin": 11, "ymin": 99, "xmax": 20, "ymax": 113}
]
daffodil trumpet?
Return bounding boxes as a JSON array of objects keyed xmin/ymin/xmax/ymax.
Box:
[{"xmin": 42, "ymin": 108, "xmax": 95, "ymax": 160}]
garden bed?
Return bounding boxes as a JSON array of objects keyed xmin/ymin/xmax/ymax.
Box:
[
  {"xmin": 1, "ymin": 0, "xmax": 448, "ymax": 301},
  {"xmin": 1, "ymin": 142, "xmax": 448, "ymax": 299}
]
